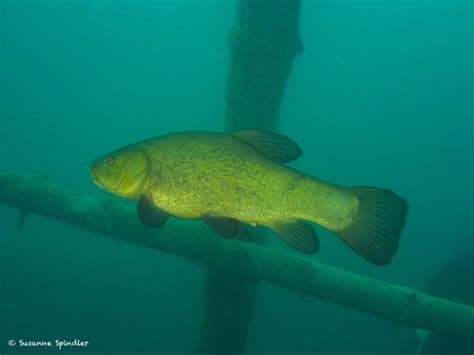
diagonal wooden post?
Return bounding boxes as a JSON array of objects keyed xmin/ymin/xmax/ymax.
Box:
[{"xmin": 194, "ymin": 0, "xmax": 303, "ymax": 354}]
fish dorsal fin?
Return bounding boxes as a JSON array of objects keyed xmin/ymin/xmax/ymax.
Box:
[
  {"xmin": 271, "ymin": 221, "xmax": 319, "ymax": 254},
  {"xmin": 137, "ymin": 193, "xmax": 169, "ymax": 228},
  {"xmin": 231, "ymin": 129, "xmax": 303, "ymax": 163}
]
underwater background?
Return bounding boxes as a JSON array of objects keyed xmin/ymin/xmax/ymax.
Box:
[{"xmin": 0, "ymin": 1, "xmax": 472, "ymax": 355}]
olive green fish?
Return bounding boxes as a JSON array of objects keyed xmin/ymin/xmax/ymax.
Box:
[{"xmin": 89, "ymin": 130, "xmax": 408, "ymax": 265}]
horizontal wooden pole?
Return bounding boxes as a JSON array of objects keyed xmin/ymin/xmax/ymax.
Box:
[{"xmin": 0, "ymin": 171, "xmax": 473, "ymax": 339}]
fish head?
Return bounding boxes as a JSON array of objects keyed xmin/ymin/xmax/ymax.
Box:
[{"xmin": 89, "ymin": 146, "xmax": 150, "ymax": 199}]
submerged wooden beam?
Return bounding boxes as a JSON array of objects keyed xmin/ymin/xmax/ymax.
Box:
[{"xmin": 1, "ymin": 171, "xmax": 473, "ymax": 339}]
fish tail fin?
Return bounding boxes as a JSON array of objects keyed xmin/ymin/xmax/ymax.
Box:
[{"xmin": 334, "ymin": 187, "xmax": 408, "ymax": 265}]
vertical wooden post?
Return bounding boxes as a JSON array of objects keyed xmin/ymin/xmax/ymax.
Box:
[
  {"xmin": 226, "ymin": 0, "xmax": 303, "ymax": 131},
  {"xmin": 194, "ymin": 1, "xmax": 302, "ymax": 354},
  {"xmin": 0, "ymin": 2, "xmax": 5, "ymax": 127},
  {"xmin": 0, "ymin": 2, "xmax": 6, "ymax": 170}
]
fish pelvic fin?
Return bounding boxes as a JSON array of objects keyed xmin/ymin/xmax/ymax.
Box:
[
  {"xmin": 203, "ymin": 215, "xmax": 240, "ymax": 238},
  {"xmin": 334, "ymin": 187, "xmax": 408, "ymax": 265}
]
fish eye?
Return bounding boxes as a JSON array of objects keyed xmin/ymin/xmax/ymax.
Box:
[{"xmin": 106, "ymin": 156, "xmax": 115, "ymax": 165}]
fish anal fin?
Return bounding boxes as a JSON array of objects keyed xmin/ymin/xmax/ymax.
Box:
[
  {"xmin": 203, "ymin": 215, "xmax": 240, "ymax": 238},
  {"xmin": 231, "ymin": 129, "xmax": 303, "ymax": 163},
  {"xmin": 271, "ymin": 221, "xmax": 319, "ymax": 254},
  {"xmin": 137, "ymin": 193, "xmax": 169, "ymax": 228}
]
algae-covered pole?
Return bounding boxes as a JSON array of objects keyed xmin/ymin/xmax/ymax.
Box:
[
  {"xmin": 225, "ymin": 0, "xmax": 303, "ymax": 131},
  {"xmin": 194, "ymin": 270, "xmax": 258, "ymax": 355},
  {"xmin": 196, "ymin": 0, "xmax": 304, "ymax": 353},
  {"xmin": 1, "ymin": 171, "xmax": 473, "ymax": 339},
  {"xmin": 0, "ymin": 0, "xmax": 5, "ymax": 129}
]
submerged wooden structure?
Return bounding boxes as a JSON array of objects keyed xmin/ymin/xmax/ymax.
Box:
[
  {"xmin": 196, "ymin": 1, "xmax": 304, "ymax": 354},
  {"xmin": 1, "ymin": 0, "xmax": 472, "ymax": 353},
  {"xmin": 0, "ymin": 171, "xmax": 473, "ymax": 341}
]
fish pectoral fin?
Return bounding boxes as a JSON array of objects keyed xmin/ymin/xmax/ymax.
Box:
[
  {"xmin": 203, "ymin": 215, "xmax": 241, "ymax": 238},
  {"xmin": 270, "ymin": 221, "xmax": 319, "ymax": 254},
  {"xmin": 137, "ymin": 193, "xmax": 169, "ymax": 228},
  {"xmin": 231, "ymin": 129, "xmax": 302, "ymax": 163}
]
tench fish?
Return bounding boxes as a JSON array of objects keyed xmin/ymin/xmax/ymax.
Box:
[{"xmin": 89, "ymin": 130, "xmax": 408, "ymax": 265}]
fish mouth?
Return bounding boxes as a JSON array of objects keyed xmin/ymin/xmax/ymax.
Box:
[
  {"xmin": 89, "ymin": 164, "xmax": 125, "ymax": 193},
  {"xmin": 88, "ymin": 163, "xmax": 103, "ymax": 188},
  {"xmin": 91, "ymin": 176, "xmax": 103, "ymax": 189}
]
